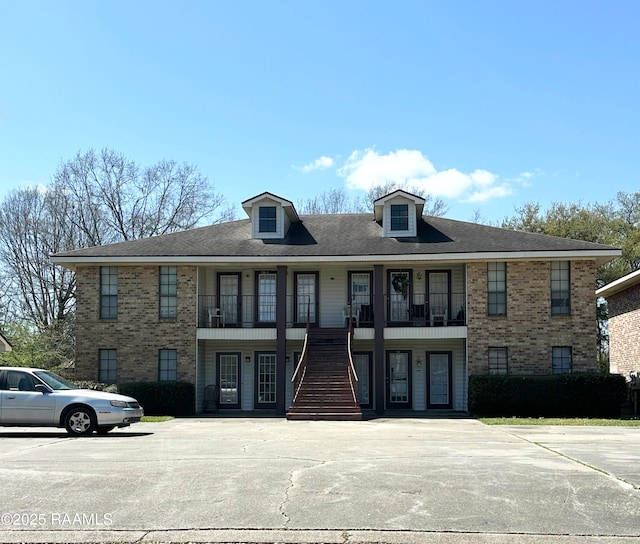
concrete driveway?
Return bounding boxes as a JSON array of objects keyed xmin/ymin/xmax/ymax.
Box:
[{"xmin": 0, "ymin": 417, "xmax": 638, "ymax": 543}]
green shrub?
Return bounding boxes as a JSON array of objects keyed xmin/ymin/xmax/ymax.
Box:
[
  {"xmin": 118, "ymin": 381, "xmax": 195, "ymax": 416},
  {"xmin": 469, "ymin": 374, "xmax": 627, "ymax": 418},
  {"xmin": 73, "ymin": 380, "xmax": 119, "ymax": 394}
]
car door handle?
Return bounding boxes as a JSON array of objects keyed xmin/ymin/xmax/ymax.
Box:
[{"xmin": 6, "ymin": 395, "xmax": 16, "ymax": 399}]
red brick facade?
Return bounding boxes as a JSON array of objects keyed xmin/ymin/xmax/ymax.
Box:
[
  {"xmin": 74, "ymin": 265, "xmax": 197, "ymax": 383},
  {"xmin": 467, "ymin": 260, "xmax": 598, "ymax": 375},
  {"xmin": 606, "ymin": 283, "xmax": 640, "ymax": 379}
]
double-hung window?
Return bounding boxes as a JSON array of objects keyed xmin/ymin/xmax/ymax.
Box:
[
  {"xmin": 98, "ymin": 349, "xmax": 117, "ymax": 383},
  {"xmin": 488, "ymin": 347, "xmax": 508, "ymax": 374},
  {"xmin": 390, "ymin": 204, "xmax": 409, "ymax": 231},
  {"xmin": 551, "ymin": 261, "xmax": 570, "ymax": 315},
  {"xmin": 100, "ymin": 266, "xmax": 118, "ymax": 319},
  {"xmin": 258, "ymin": 206, "xmax": 277, "ymax": 233},
  {"xmin": 552, "ymin": 346, "xmax": 572, "ymax": 374},
  {"xmin": 159, "ymin": 266, "xmax": 177, "ymax": 319},
  {"xmin": 487, "ymin": 262, "xmax": 506, "ymax": 316},
  {"xmin": 159, "ymin": 349, "xmax": 177, "ymax": 381}
]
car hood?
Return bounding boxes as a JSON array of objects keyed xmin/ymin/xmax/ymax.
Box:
[{"xmin": 52, "ymin": 389, "xmax": 140, "ymax": 404}]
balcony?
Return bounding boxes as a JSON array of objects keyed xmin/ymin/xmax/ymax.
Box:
[{"xmin": 197, "ymin": 292, "xmax": 466, "ymax": 329}]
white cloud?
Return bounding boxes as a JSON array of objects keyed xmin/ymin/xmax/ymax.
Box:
[
  {"xmin": 338, "ymin": 148, "xmax": 513, "ymax": 203},
  {"xmin": 300, "ymin": 156, "xmax": 334, "ymax": 173}
]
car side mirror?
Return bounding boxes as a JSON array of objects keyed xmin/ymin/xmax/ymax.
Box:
[{"xmin": 35, "ymin": 384, "xmax": 50, "ymax": 394}]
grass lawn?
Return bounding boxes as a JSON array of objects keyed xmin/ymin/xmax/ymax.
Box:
[
  {"xmin": 141, "ymin": 416, "xmax": 174, "ymax": 423},
  {"xmin": 479, "ymin": 417, "xmax": 640, "ymax": 426}
]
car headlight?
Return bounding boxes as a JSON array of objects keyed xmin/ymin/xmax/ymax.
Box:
[{"xmin": 110, "ymin": 400, "xmax": 128, "ymax": 408}]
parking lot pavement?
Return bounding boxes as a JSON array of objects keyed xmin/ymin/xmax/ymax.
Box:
[{"xmin": 0, "ymin": 418, "xmax": 639, "ymax": 544}]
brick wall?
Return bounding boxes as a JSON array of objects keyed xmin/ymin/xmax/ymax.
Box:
[
  {"xmin": 607, "ymin": 284, "xmax": 640, "ymax": 378},
  {"xmin": 467, "ymin": 260, "xmax": 598, "ymax": 375},
  {"xmin": 75, "ymin": 265, "xmax": 197, "ymax": 384}
]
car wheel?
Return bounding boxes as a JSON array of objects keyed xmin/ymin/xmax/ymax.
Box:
[
  {"xmin": 96, "ymin": 426, "xmax": 116, "ymax": 435},
  {"xmin": 64, "ymin": 407, "xmax": 96, "ymax": 436}
]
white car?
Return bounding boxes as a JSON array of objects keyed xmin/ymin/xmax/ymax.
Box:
[{"xmin": 0, "ymin": 367, "xmax": 144, "ymax": 436}]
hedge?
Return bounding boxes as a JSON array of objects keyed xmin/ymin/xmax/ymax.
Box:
[
  {"xmin": 469, "ymin": 374, "xmax": 627, "ymax": 418},
  {"xmin": 118, "ymin": 381, "xmax": 195, "ymax": 416}
]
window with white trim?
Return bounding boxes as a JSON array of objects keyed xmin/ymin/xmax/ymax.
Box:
[
  {"xmin": 390, "ymin": 204, "xmax": 409, "ymax": 231},
  {"xmin": 258, "ymin": 206, "xmax": 277, "ymax": 233}
]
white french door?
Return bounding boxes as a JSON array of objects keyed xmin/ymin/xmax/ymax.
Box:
[
  {"xmin": 295, "ymin": 273, "xmax": 317, "ymax": 324},
  {"xmin": 386, "ymin": 351, "xmax": 411, "ymax": 408},
  {"xmin": 427, "ymin": 352, "xmax": 452, "ymax": 409},
  {"xmin": 217, "ymin": 353, "xmax": 240, "ymax": 408},
  {"xmin": 219, "ymin": 274, "xmax": 239, "ymax": 326},
  {"xmin": 257, "ymin": 273, "xmax": 277, "ymax": 323}
]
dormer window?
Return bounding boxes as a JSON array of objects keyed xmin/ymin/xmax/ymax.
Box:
[
  {"xmin": 242, "ymin": 192, "xmax": 301, "ymax": 240},
  {"xmin": 390, "ymin": 204, "xmax": 409, "ymax": 231},
  {"xmin": 373, "ymin": 189, "xmax": 425, "ymax": 238},
  {"xmin": 259, "ymin": 206, "xmax": 277, "ymax": 233}
]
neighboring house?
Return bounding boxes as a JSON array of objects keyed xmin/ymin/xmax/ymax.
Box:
[
  {"xmin": 51, "ymin": 190, "xmax": 620, "ymax": 418},
  {"xmin": 0, "ymin": 333, "xmax": 12, "ymax": 353},
  {"xmin": 596, "ymin": 269, "xmax": 640, "ymax": 379}
]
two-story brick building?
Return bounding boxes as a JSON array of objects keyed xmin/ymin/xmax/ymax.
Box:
[{"xmin": 51, "ymin": 190, "xmax": 620, "ymax": 418}]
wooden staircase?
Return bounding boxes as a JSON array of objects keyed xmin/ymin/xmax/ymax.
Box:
[{"xmin": 287, "ymin": 328, "xmax": 362, "ymax": 421}]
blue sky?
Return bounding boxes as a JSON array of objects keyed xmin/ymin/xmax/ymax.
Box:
[{"xmin": 1, "ymin": 0, "xmax": 638, "ymax": 223}]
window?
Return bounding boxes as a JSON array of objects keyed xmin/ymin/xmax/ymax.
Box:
[
  {"xmin": 159, "ymin": 266, "xmax": 177, "ymax": 319},
  {"xmin": 98, "ymin": 349, "xmax": 117, "ymax": 383},
  {"xmin": 100, "ymin": 266, "xmax": 118, "ymax": 319},
  {"xmin": 258, "ymin": 206, "xmax": 277, "ymax": 233},
  {"xmin": 552, "ymin": 346, "xmax": 572, "ymax": 374},
  {"xmin": 487, "ymin": 262, "xmax": 506, "ymax": 316},
  {"xmin": 159, "ymin": 349, "xmax": 177, "ymax": 381},
  {"xmin": 551, "ymin": 261, "xmax": 570, "ymax": 315},
  {"xmin": 488, "ymin": 347, "xmax": 508, "ymax": 374},
  {"xmin": 390, "ymin": 204, "xmax": 409, "ymax": 231}
]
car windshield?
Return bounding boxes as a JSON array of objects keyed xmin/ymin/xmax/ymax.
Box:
[{"xmin": 33, "ymin": 370, "xmax": 79, "ymax": 390}]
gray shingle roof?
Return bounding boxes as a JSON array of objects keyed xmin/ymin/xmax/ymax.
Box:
[{"xmin": 51, "ymin": 214, "xmax": 620, "ymax": 262}]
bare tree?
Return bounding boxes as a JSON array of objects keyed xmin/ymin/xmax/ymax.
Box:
[
  {"xmin": 53, "ymin": 148, "xmax": 234, "ymax": 246},
  {"xmin": 299, "ymin": 183, "xmax": 449, "ymax": 217},
  {"xmin": 297, "ymin": 188, "xmax": 363, "ymax": 214},
  {"xmin": 0, "ymin": 187, "xmax": 79, "ymax": 329}
]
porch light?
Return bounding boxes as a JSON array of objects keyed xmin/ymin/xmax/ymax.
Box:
[{"xmin": 245, "ymin": 356, "xmax": 251, "ymax": 363}]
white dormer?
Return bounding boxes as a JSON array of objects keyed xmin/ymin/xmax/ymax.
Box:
[
  {"xmin": 373, "ymin": 189, "xmax": 425, "ymax": 238},
  {"xmin": 241, "ymin": 192, "xmax": 300, "ymax": 240}
]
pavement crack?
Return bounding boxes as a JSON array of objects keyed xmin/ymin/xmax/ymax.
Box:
[{"xmin": 279, "ymin": 469, "xmax": 293, "ymax": 528}]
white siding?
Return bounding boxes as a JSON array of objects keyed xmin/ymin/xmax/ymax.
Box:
[
  {"xmin": 382, "ymin": 196, "xmax": 417, "ymax": 238},
  {"xmin": 250, "ymin": 198, "xmax": 285, "ymax": 239}
]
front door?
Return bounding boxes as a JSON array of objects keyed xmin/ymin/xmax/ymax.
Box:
[
  {"xmin": 217, "ymin": 353, "xmax": 241, "ymax": 408},
  {"xmin": 349, "ymin": 272, "xmax": 373, "ymax": 325},
  {"xmin": 294, "ymin": 272, "xmax": 317, "ymax": 325},
  {"xmin": 389, "ymin": 271, "xmax": 411, "ymax": 323},
  {"xmin": 256, "ymin": 272, "xmax": 277, "ymax": 324},
  {"xmin": 353, "ymin": 352, "xmax": 372, "ymax": 408},
  {"xmin": 428, "ymin": 271, "xmax": 450, "ymax": 326},
  {"xmin": 255, "ymin": 352, "xmax": 277, "ymax": 409},
  {"xmin": 218, "ymin": 273, "xmax": 240, "ymax": 327},
  {"xmin": 427, "ymin": 352, "xmax": 452, "ymax": 409},
  {"xmin": 386, "ymin": 351, "xmax": 411, "ymax": 409}
]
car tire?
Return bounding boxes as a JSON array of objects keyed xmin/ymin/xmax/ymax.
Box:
[
  {"xmin": 96, "ymin": 426, "xmax": 116, "ymax": 435},
  {"xmin": 64, "ymin": 406, "xmax": 97, "ymax": 436}
]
